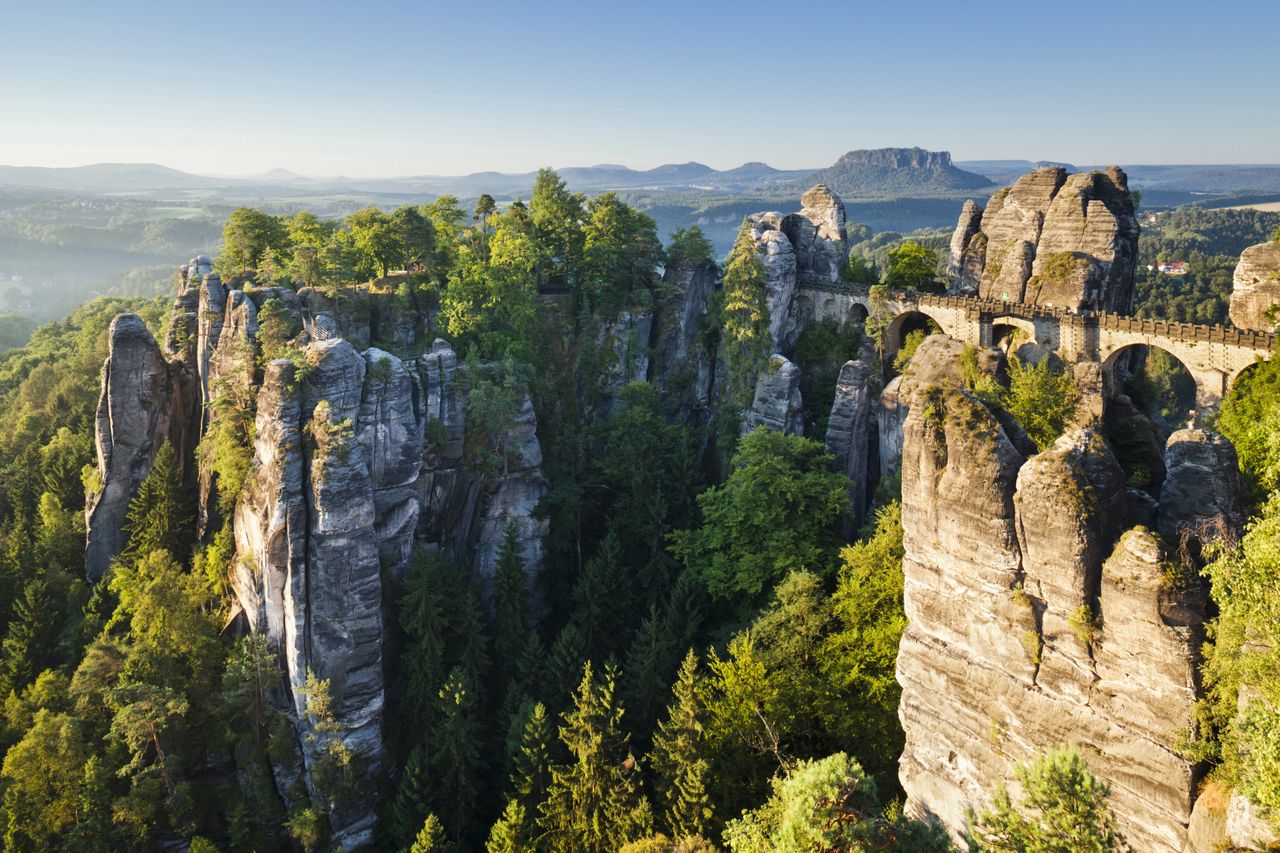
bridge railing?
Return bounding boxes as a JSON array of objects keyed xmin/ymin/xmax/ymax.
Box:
[{"xmin": 796, "ymin": 283, "xmax": 1277, "ymax": 352}]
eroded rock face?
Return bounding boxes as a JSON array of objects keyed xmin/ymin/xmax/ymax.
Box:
[
  {"xmin": 946, "ymin": 200, "xmax": 985, "ymax": 294},
  {"xmin": 825, "ymin": 359, "xmax": 874, "ymax": 528},
  {"xmin": 897, "ymin": 375, "xmax": 1208, "ymax": 851},
  {"xmin": 84, "ymin": 314, "xmax": 191, "ymax": 580},
  {"xmin": 782, "ymin": 184, "xmax": 848, "ymax": 287},
  {"xmin": 745, "ymin": 212, "xmax": 798, "ymax": 350},
  {"xmin": 1228, "ymin": 240, "xmax": 1280, "ymax": 331},
  {"xmin": 876, "ymin": 335, "xmax": 1007, "ymax": 475},
  {"xmin": 595, "ymin": 309, "xmax": 653, "ymax": 417},
  {"xmin": 653, "ymin": 260, "xmax": 718, "ymax": 418},
  {"xmin": 949, "ymin": 166, "xmax": 1139, "ymax": 312},
  {"xmin": 93, "ymin": 258, "xmax": 553, "ymax": 845},
  {"xmin": 1159, "ymin": 429, "xmax": 1246, "ymax": 549},
  {"xmin": 742, "ymin": 354, "xmax": 803, "ymax": 436}
]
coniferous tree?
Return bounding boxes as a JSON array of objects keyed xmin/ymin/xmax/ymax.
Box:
[
  {"xmin": 649, "ymin": 650, "xmax": 711, "ymax": 840},
  {"xmin": 621, "ymin": 604, "xmax": 678, "ymax": 747},
  {"xmin": 484, "ymin": 799, "xmax": 529, "ymax": 853},
  {"xmin": 720, "ymin": 222, "xmax": 772, "ymax": 410},
  {"xmin": 491, "ymin": 521, "xmax": 531, "ymax": 693},
  {"xmin": 545, "ymin": 623, "xmax": 587, "ymax": 712},
  {"xmin": 508, "ymin": 701, "xmax": 553, "ymax": 814},
  {"xmin": 0, "ymin": 574, "xmax": 57, "ymax": 696},
  {"xmin": 120, "ymin": 443, "xmax": 193, "ymax": 567},
  {"xmin": 410, "ymin": 813, "xmax": 449, "ymax": 853},
  {"xmin": 390, "ymin": 744, "xmax": 432, "ymax": 846},
  {"xmin": 572, "ymin": 532, "xmax": 625, "ymax": 662},
  {"xmin": 399, "ymin": 549, "xmax": 448, "ymax": 727},
  {"xmin": 429, "ymin": 668, "xmax": 485, "ymax": 844},
  {"xmin": 539, "ymin": 662, "xmax": 653, "ymax": 852}
]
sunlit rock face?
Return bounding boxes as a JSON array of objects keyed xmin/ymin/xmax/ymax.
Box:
[
  {"xmin": 947, "ymin": 166, "xmax": 1139, "ymax": 312},
  {"xmin": 893, "ymin": 340, "xmax": 1242, "ymax": 852},
  {"xmin": 1229, "ymin": 240, "xmax": 1280, "ymax": 331}
]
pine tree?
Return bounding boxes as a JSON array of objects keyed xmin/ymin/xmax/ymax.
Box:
[
  {"xmin": 572, "ymin": 532, "xmax": 625, "ymax": 662},
  {"xmin": 0, "ymin": 574, "xmax": 57, "ymax": 697},
  {"xmin": 120, "ymin": 442, "xmax": 194, "ymax": 566},
  {"xmin": 508, "ymin": 701, "xmax": 553, "ymax": 813},
  {"xmin": 399, "ymin": 549, "xmax": 448, "ymax": 727},
  {"xmin": 491, "ymin": 521, "xmax": 531, "ymax": 693},
  {"xmin": 539, "ymin": 662, "xmax": 653, "ymax": 852},
  {"xmin": 649, "ymin": 650, "xmax": 711, "ymax": 839},
  {"xmin": 545, "ymin": 623, "xmax": 587, "ymax": 712},
  {"xmin": 389, "ymin": 743, "xmax": 432, "ymax": 846},
  {"xmin": 410, "ymin": 813, "xmax": 448, "ymax": 853},
  {"xmin": 485, "ymin": 799, "xmax": 529, "ymax": 853},
  {"xmin": 429, "ymin": 668, "xmax": 485, "ymax": 844},
  {"xmin": 621, "ymin": 604, "xmax": 678, "ymax": 747}
]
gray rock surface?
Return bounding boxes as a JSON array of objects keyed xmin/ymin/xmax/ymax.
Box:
[
  {"xmin": 782, "ymin": 184, "xmax": 848, "ymax": 287},
  {"xmin": 652, "ymin": 260, "xmax": 718, "ymax": 417},
  {"xmin": 825, "ymin": 359, "xmax": 874, "ymax": 528},
  {"xmin": 84, "ymin": 314, "xmax": 189, "ymax": 580},
  {"xmin": 896, "ymin": 366, "xmax": 1209, "ymax": 851},
  {"xmin": 745, "ymin": 212, "xmax": 797, "ymax": 350},
  {"xmin": 1226, "ymin": 792, "xmax": 1279, "ymax": 849},
  {"xmin": 1228, "ymin": 240, "xmax": 1280, "ymax": 331},
  {"xmin": 1158, "ymin": 429, "xmax": 1246, "ymax": 549},
  {"xmin": 946, "ymin": 200, "xmax": 985, "ymax": 294},
  {"xmin": 949, "ymin": 166, "xmax": 1139, "ymax": 312},
  {"xmin": 741, "ymin": 354, "xmax": 803, "ymax": 436},
  {"xmin": 595, "ymin": 309, "xmax": 653, "ymax": 416}
]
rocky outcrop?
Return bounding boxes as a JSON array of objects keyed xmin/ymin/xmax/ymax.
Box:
[
  {"xmin": 877, "ymin": 335, "xmax": 1009, "ymax": 476},
  {"xmin": 90, "ymin": 259, "xmax": 553, "ymax": 845},
  {"xmin": 1159, "ymin": 429, "xmax": 1246, "ymax": 549},
  {"xmin": 825, "ymin": 359, "xmax": 874, "ymax": 528},
  {"xmin": 745, "ymin": 212, "xmax": 798, "ymax": 350},
  {"xmin": 84, "ymin": 314, "xmax": 191, "ymax": 580},
  {"xmin": 948, "ymin": 166, "xmax": 1139, "ymax": 312},
  {"xmin": 896, "ymin": 356, "xmax": 1212, "ymax": 850},
  {"xmin": 741, "ymin": 354, "xmax": 803, "ymax": 436},
  {"xmin": 782, "ymin": 184, "xmax": 847, "ymax": 287},
  {"xmin": 652, "ymin": 260, "xmax": 718, "ymax": 417},
  {"xmin": 595, "ymin": 309, "xmax": 653, "ymax": 416},
  {"xmin": 1228, "ymin": 240, "xmax": 1280, "ymax": 331},
  {"xmin": 946, "ymin": 200, "xmax": 985, "ymax": 294}
]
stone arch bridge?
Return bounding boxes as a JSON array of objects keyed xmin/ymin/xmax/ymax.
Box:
[{"xmin": 797, "ymin": 284, "xmax": 1277, "ymax": 412}]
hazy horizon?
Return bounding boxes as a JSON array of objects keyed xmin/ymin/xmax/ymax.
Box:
[{"xmin": 5, "ymin": 0, "xmax": 1278, "ymax": 178}]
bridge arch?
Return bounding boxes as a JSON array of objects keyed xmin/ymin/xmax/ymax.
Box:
[
  {"xmin": 885, "ymin": 309, "xmax": 944, "ymax": 364},
  {"xmin": 1102, "ymin": 343, "xmax": 1203, "ymax": 420}
]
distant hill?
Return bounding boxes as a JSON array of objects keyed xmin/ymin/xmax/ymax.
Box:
[
  {"xmin": 956, "ymin": 159, "xmax": 1077, "ymax": 186},
  {"xmin": 0, "ymin": 163, "xmax": 223, "ymax": 192},
  {"xmin": 794, "ymin": 148, "xmax": 994, "ymax": 198}
]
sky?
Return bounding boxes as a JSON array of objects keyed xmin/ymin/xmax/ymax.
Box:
[{"xmin": 2, "ymin": 0, "xmax": 1278, "ymax": 177}]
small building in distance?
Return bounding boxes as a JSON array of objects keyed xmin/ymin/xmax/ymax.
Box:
[{"xmin": 1157, "ymin": 261, "xmax": 1188, "ymax": 275}]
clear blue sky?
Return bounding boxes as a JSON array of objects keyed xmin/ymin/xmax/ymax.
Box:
[{"xmin": 3, "ymin": 0, "xmax": 1277, "ymax": 176}]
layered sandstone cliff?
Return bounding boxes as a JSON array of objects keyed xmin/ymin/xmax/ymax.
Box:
[
  {"xmin": 946, "ymin": 166, "xmax": 1140, "ymax": 312},
  {"xmin": 85, "ymin": 272, "xmax": 550, "ymax": 847},
  {"xmin": 894, "ymin": 336, "xmax": 1244, "ymax": 852},
  {"xmin": 1228, "ymin": 239, "xmax": 1280, "ymax": 331}
]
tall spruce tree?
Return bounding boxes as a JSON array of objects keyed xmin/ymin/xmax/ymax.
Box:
[
  {"xmin": 491, "ymin": 521, "xmax": 531, "ymax": 693},
  {"xmin": 429, "ymin": 668, "xmax": 485, "ymax": 844},
  {"xmin": 649, "ymin": 650, "xmax": 711, "ymax": 840},
  {"xmin": 621, "ymin": 604, "xmax": 678, "ymax": 747},
  {"xmin": 119, "ymin": 442, "xmax": 193, "ymax": 567},
  {"xmin": 508, "ymin": 701, "xmax": 553, "ymax": 813},
  {"xmin": 389, "ymin": 744, "xmax": 432, "ymax": 847},
  {"xmin": 538, "ymin": 662, "xmax": 653, "ymax": 852},
  {"xmin": 0, "ymin": 574, "xmax": 57, "ymax": 696}
]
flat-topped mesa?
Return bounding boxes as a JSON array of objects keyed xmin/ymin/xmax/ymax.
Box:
[
  {"xmin": 894, "ymin": 334, "xmax": 1241, "ymax": 852},
  {"xmin": 947, "ymin": 166, "xmax": 1140, "ymax": 313},
  {"xmin": 1228, "ymin": 239, "xmax": 1280, "ymax": 331}
]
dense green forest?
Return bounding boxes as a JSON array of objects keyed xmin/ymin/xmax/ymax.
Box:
[
  {"xmin": 1132, "ymin": 207, "xmax": 1279, "ymax": 324},
  {"xmin": 0, "ymin": 173, "xmax": 1273, "ymax": 851}
]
